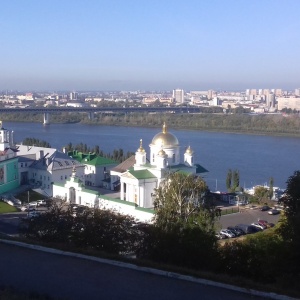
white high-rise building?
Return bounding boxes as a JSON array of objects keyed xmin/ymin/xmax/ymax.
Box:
[
  {"xmin": 173, "ymin": 89, "xmax": 184, "ymax": 103},
  {"xmin": 70, "ymin": 92, "xmax": 78, "ymax": 100},
  {"xmin": 266, "ymin": 93, "xmax": 275, "ymax": 108}
]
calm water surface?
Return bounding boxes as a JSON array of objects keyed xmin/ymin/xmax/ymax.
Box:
[{"xmin": 7, "ymin": 121, "xmax": 300, "ymax": 192}]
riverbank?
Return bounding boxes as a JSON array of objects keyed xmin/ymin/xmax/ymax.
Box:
[{"xmin": 2, "ymin": 113, "xmax": 300, "ymax": 138}]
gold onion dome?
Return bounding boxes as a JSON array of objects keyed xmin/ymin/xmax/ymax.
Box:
[
  {"xmin": 158, "ymin": 149, "xmax": 166, "ymax": 156},
  {"xmin": 151, "ymin": 123, "xmax": 179, "ymax": 147},
  {"xmin": 137, "ymin": 139, "xmax": 145, "ymax": 152},
  {"xmin": 185, "ymin": 146, "xmax": 193, "ymax": 155}
]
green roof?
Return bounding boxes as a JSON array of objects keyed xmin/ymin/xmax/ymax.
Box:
[
  {"xmin": 195, "ymin": 164, "xmax": 209, "ymax": 174},
  {"xmin": 83, "ymin": 156, "xmax": 117, "ymax": 166},
  {"xmin": 68, "ymin": 150, "xmax": 117, "ymax": 166},
  {"xmin": 128, "ymin": 169, "xmax": 157, "ymax": 180}
]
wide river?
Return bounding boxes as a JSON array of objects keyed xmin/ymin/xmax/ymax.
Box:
[{"xmin": 6, "ymin": 121, "xmax": 300, "ymax": 192}]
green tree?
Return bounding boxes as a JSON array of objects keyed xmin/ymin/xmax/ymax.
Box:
[
  {"xmin": 253, "ymin": 186, "xmax": 269, "ymax": 204},
  {"xmin": 269, "ymin": 177, "xmax": 274, "ymax": 199},
  {"xmin": 226, "ymin": 169, "xmax": 232, "ymax": 191},
  {"xmin": 226, "ymin": 169, "xmax": 240, "ymax": 192},
  {"xmin": 277, "ymin": 171, "xmax": 300, "ymax": 243},
  {"xmin": 153, "ymin": 172, "xmax": 218, "ymax": 232},
  {"xmin": 232, "ymin": 169, "xmax": 240, "ymax": 191},
  {"xmin": 275, "ymin": 171, "xmax": 300, "ymax": 276},
  {"xmin": 22, "ymin": 137, "xmax": 51, "ymax": 148},
  {"xmin": 139, "ymin": 172, "xmax": 219, "ymax": 270}
]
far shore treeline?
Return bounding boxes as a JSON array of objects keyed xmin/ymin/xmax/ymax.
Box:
[{"xmin": 1, "ymin": 109, "xmax": 300, "ymax": 137}]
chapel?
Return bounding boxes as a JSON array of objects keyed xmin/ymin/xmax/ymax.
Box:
[{"xmin": 112, "ymin": 123, "xmax": 208, "ymax": 208}]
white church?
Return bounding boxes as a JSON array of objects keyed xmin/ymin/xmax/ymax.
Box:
[
  {"xmin": 52, "ymin": 123, "xmax": 208, "ymax": 220},
  {"xmin": 111, "ymin": 123, "xmax": 208, "ymax": 208}
]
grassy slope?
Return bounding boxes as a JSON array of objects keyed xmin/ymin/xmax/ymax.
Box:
[{"xmin": 0, "ymin": 202, "xmax": 18, "ymax": 214}]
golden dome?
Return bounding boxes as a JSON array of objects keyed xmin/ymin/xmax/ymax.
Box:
[
  {"xmin": 185, "ymin": 146, "xmax": 193, "ymax": 155},
  {"xmin": 151, "ymin": 123, "xmax": 179, "ymax": 147},
  {"xmin": 158, "ymin": 149, "xmax": 167, "ymax": 157},
  {"xmin": 137, "ymin": 139, "xmax": 145, "ymax": 152}
]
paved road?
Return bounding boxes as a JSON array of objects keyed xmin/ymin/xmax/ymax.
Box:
[
  {"xmin": 0, "ymin": 242, "xmax": 270, "ymax": 300},
  {"xmin": 219, "ymin": 208, "xmax": 281, "ymax": 229},
  {"xmin": 0, "ymin": 212, "xmax": 26, "ymax": 236}
]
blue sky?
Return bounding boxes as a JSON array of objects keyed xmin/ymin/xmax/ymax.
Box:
[{"xmin": 1, "ymin": 0, "xmax": 300, "ymax": 91}]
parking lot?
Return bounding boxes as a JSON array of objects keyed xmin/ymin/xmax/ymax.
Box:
[
  {"xmin": 0, "ymin": 202, "xmax": 281, "ymax": 238},
  {"xmin": 219, "ymin": 207, "xmax": 280, "ymax": 229}
]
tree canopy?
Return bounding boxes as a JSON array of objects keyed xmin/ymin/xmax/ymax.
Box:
[
  {"xmin": 153, "ymin": 172, "xmax": 219, "ymax": 232},
  {"xmin": 22, "ymin": 137, "xmax": 51, "ymax": 148}
]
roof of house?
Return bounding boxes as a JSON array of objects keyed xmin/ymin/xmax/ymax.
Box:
[
  {"xmin": 0, "ymin": 147, "xmax": 18, "ymax": 156},
  {"xmin": 195, "ymin": 164, "xmax": 209, "ymax": 174},
  {"xmin": 168, "ymin": 163, "xmax": 208, "ymax": 174},
  {"xmin": 26, "ymin": 149, "xmax": 83, "ymax": 171},
  {"xmin": 17, "ymin": 145, "xmax": 57, "ymax": 157},
  {"xmin": 128, "ymin": 169, "xmax": 157, "ymax": 180},
  {"xmin": 111, "ymin": 155, "xmax": 136, "ymax": 173},
  {"xmin": 68, "ymin": 150, "xmax": 117, "ymax": 166}
]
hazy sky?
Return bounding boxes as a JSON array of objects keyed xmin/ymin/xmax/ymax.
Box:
[{"xmin": 1, "ymin": 0, "xmax": 300, "ymax": 91}]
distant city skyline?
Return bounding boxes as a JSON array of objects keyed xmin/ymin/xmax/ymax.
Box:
[{"xmin": 1, "ymin": 0, "xmax": 300, "ymax": 91}]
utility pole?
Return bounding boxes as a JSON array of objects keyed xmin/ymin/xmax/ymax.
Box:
[{"xmin": 27, "ymin": 190, "xmax": 29, "ymax": 216}]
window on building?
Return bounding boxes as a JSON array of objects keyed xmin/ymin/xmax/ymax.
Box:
[
  {"xmin": 61, "ymin": 176, "xmax": 63, "ymax": 180},
  {"xmin": 173, "ymin": 154, "xmax": 175, "ymax": 163},
  {"xmin": 21, "ymin": 163, "xmax": 23, "ymax": 167}
]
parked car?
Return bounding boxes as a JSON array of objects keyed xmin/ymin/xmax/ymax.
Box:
[
  {"xmin": 227, "ymin": 226, "xmax": 243, "ymax": 236},
  {"xmin": 235, "ymin": 224, "xmax": 258, "ymax": 234},
  {"xmin": 258, "ymin": 219, "xmax": 268, "ymax": 226},
  {"xmin": 215, "ymin": 233, "xmax": 227, "ymax": 240},
  {"xmin": 251, "ymin": 222, "xmax": 266, "ymax": 230},
  {"xmin": 37, "ymin": 200, "xmax": 46, "ymax": 206},
  {"xmin": 260, "ymin": 205, "xmax": 271, "ymax": 211},
  {"xmin": 220, "ymin": 229, "xmax": 236, "ymax": 238},
  {"xmin": 20, "ymin": 206, "xmax": 27, "ymax": 211},
  {"xmin": 268, "ymin": 209, "xmax": 280, "ymax": 215},
  {"xmin": 29, "ymin": 201, "xmax": 38, "ymax": 207},
  {"xmin": 249, "ymin": 225, "xmax": 262, "ymax": 232}
]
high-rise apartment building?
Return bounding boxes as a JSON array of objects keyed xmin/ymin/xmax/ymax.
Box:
[
  {"xmin": 266, "ymin": 93, "xmax": 275, "ymax": 108},
  {"xmin": 245, "ymin": 89, "xmax": 257, "ymax": 96},
  {"xmin": 263, "ymin": 89, "xmax": 270, "ymax": 96},
  {"xmin": 173, "ymin": 89, "xmax": 184, "ymax": 103},
  {"xmin": 207, "ymin": 90, "xmax": 213, "ymax": 100},
  {"xmin": 70, "ymin": 92, "xmax": 78, "ymax": 100}
]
